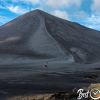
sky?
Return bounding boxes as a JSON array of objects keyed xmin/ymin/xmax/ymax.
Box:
[{"xmin": 0, "ymin": 0, "xmax": 100, "ymax": 31}]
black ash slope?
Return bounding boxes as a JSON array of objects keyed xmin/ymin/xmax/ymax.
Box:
[{"xmin": 0, "ymin": 9, "xmax": 100, "ymax": 64}]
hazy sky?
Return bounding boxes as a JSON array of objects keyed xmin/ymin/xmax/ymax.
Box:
[{"xmin": 0, "ymin": 0, "xmax": 100, "ymax": 31}]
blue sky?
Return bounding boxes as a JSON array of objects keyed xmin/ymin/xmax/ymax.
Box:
[{"xmin": 0, "ymin": 0, "xmax": 100, "ymax": 31}]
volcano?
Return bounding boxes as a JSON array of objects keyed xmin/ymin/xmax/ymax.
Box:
[
  {"xmin": 0, "ymin": 10, "xmax": 100, "ymax": 95},
  {"xmin": 0, "ymin": 9, "xmax": 100, "ymax": 64}
]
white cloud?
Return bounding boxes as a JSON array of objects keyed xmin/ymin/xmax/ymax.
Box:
[
  {"xmin": 7, "ymin": 6, "xmax": 29, "ymax": 14},
  {"xmin": 91, "ymin": 0, "xmax": 100, "ymax": 15},
  {"xmin": 52, "ymin": 10, "xmax": 69, "ymax": 20},
  {"xmin": 43, "ymin": 0, "xmax": 82, "ymax": 8},
  {"xmin": 11, "ymin": 0, "xmax": 82, "ymax": 10},
  {"xmin": 12, "ymin": 0, "xmax": 40, "ymax": 4},
  {"xmin": 24, "ymin": 0, "xmax": 40, "ymax": 3},
  {"xmin": 83, "ymin": 15, "xmax": 100, "ymax": 30}
]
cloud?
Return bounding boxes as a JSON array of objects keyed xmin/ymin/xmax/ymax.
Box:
[
  {"xmin": 7, "ymin": 6, "xmax": 29, "ymax": 14},
  {"xmin": 0, "ymin": 0, "xmax": 41, "ymax": 14},
  {"xmin": 91, "ymin": 0, "xmax": 100, "ymax": 15},
  {"xmin": 24, "ymin": 0, "xmax": 40, "ymax": 3},
  {"xmin": 70, "ymin": 10, "xmax": 100, "ymax": 31},
  {"xmin": 43, "ymin": 0, "xmax": 82, "ymax": 8},
  {"xmin": 12, "ymin": 0, "xmax": 40, "ymax": 4},
  {"xmin": 11, "ymin": 0, "xmax": 82, "ymax": 10},
  {"xmin": 52, "ymin": 10, "xmax": 69, "ymax": 20},
  {"xmin": 83, "ymin": 15, "xmax": 100, "ymax": 30}
]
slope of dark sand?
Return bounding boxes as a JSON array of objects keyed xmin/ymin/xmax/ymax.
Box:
[
  {"xmin": 0, "ymin": 62, "xmax": 100, "ymax": 96},
  {"xmin": 0, "ymin": 10, "xmax": 100, "ymax": 64}
]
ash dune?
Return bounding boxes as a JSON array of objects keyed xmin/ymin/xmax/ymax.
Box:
[{"xmin": 0, "ymin": 9, "xmax": 100, "ymax": 64}]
